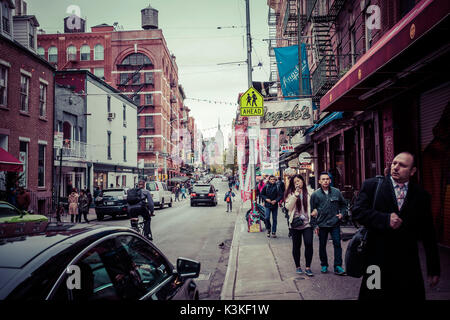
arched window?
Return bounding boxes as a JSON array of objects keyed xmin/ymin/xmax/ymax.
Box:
[
  {"xmin": 37, "ymin": 47, "xmax": 45, "ymax": 59},
  {"xmin": 80, "ymin": 45, "xmax": 90, "ymax": 61},
  {"xmin": 48, "ymin": 46, "xmax": 57, "ymax": 63},
  {"xmin": 121, "ymin": 53, "xmax": 152, "ymax": 66},
  {"xmin": 67, "ymin": 45, "xmax": 76, "ymax": 61},
  {"xmin": 94, "ymin": 44, "xmax": 104, "ymax": 61}
]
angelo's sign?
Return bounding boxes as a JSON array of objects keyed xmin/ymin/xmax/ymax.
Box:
[{"xmin": 260, "ymin": 99, "xmax": 313, "ymax": 129}]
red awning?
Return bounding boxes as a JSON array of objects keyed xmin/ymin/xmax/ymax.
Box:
[
  {"xmin": 320, "ymin": 0, "xmax": 450, "ymax": 112},
  {"xmin": 0, "ymin": 148, "xmax": 23, "ymax": 172}
]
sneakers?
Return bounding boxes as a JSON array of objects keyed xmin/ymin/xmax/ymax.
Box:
[
  {"xmin": 296, "ymin": 267, "xmax": 303, "ymax": 274},
  {"xmin": 334, "ymin": 266, "xmax": 346, "ymax": 276},
  {"xmin": 321, "ymin": 266, "xmax": 328, "ymax": 273},
  {"xmin": 305, "ymin": 268, "xmax": 314, "ymax": 277},
  {"xmin": 271, "ymin": 233, "xmax": 277, "ymax": 238},
  {"xmin": 267, "ymin": 232, "xmax": 271, "ymax": 238}
]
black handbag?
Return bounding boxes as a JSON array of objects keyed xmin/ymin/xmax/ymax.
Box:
[
  {"xmin": 290, "ymin": 216, "xmax": 304, "ymax": 228},
  {"xmin": 345, "ymin": 176, "xmax": 383, "ymax": 278}
]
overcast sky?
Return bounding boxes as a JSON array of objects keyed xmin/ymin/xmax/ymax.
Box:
[{"xmin": 26, "ymin": 0, "xmax": 271, "ymax": 145}]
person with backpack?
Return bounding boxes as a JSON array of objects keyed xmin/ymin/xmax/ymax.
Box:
[
  {"xmin": 224, "ymin": 188, "xmax": 236, "ymax": 212},
  {"xmin": 260, "ymin": 175, "xmax": 284, "ymax": 238},
  {"xmin": 77, "ymin": 189, "xmax": 90, "ymax": 223},
  {"xmin": 127, "ymin": 180, "xmax": 154, "ymax": 240}
]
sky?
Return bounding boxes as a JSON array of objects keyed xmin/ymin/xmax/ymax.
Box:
[{"xmin": 26, "ymin": 0, "xmax": 271, "ymax": 145}]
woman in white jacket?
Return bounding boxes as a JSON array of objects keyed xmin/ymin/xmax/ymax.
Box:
[{"xmin": 284, "ymin": 174, "xmax": 314, "ymax": 276}]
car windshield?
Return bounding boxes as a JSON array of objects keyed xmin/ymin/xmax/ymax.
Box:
[
  {"xmin": 0, "ymin": 203, "xmax": 20, "ymax": 219},
  {"xmin": 101, "ymin": 191, "xmax": 125, "ymax": 198},
  {"xmin": 146, "ymin": 183, "xmax": 157, "ymax": 191},
  {"xmin": 193, "ymin": 186, "xmax": 211, "ymax": 193}
]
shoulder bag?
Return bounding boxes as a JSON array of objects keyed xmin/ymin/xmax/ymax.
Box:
[{"xmin": 345, "ymin": 176, "xmax": 383, "ymax": 278}]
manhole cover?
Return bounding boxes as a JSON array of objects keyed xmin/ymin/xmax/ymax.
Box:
[{"xmin": 196, "ymin": 273, "xmax": 211, "ymax": 281}]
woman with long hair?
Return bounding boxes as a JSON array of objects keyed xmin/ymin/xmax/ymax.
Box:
[{"xmin": 284, "ymin": 174, "xmax": 314, "ymax": 276}]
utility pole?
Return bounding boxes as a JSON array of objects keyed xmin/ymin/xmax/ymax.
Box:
[
  {"xmin": 245, "ymin": 0, "xmax": 258, "ymax": 214},
  {"xmin": 298, "ymin": 0, "xmax": 303, "ymax": 96}
]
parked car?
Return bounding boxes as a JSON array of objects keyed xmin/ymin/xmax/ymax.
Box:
[
  {"xmin": 145, "ymin": 181, "xmax": 172, "ymax": 209},
  {"xmin": 190, "ymin": 184, "xmax": 218, "ymax": 207},
  {"xmin": 0, "ymin": 201, "xmax": 48, "ymax": 238},
  {"xmin": 0, "ymin": 224, "xmax": 201, "ymax": 300},
  {"xmin": 94, "ymin": 188, "xmax": 129, "ymax": 221}
]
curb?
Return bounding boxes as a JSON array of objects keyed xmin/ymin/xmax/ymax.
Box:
[{"xmin": 220, "ymin": 198, "xmax": 245, "ymax": 300}]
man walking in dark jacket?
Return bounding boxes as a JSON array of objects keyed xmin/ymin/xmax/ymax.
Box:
[
  {"xmin": 260, "ymin": 175, "xmax": 283, "ymax": 238},
  {"xmin": 352, "ymin": 152, "xmax": 440, "ymax": 300},
  {"xmin": 310, "ymin": 172, "xmax": 347, "ymax": 275}
]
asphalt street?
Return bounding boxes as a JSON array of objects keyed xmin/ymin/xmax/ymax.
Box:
[{"xmin": 85, "ymin": 178, "xmax": 237, "ymax": 299}]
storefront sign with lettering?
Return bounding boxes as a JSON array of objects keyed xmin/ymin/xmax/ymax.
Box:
[{"xmin": 261, "ymin": 99, "xmax": 313, "ymax": 129}]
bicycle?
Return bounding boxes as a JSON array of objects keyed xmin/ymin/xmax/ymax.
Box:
[{"xmin": 130, "ymin": 217, "xmax": 153, "ymax": 241}]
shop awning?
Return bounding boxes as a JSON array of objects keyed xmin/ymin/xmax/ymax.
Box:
[
  {"xmin": 320, "ymin": 0, "xmax": 450, "ymax": 112},
  {"xmin": 0, "ymin": 148, "xmax": 23, "ymax": 172},
  {"xmin": 304, "ymin": 112, "xmax": 344, "ymax": 135}
]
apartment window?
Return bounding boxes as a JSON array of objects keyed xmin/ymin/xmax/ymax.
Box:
[
  {"xmin": 39, "ymin": 83, "xmax": 47, "ymax": 117},
  {"xmin": 145, "ymin": 116, "xmax": 153, "ymax": 128},
  {"xmin": 80, "ymin": 45, "xmax": 90, "ymax": 61},
  {"xmin": 93, "ymin": 68, "xmax": 104, "ymax": 79},
  {"xmin": 67, "ymin": 45, "xmax": 76, "ymax": 61},
  {"xmin": 107, "ymin": 131, "xmax": 111, "ymax": 159},
  {"xmin": 94, "ymin": 44, "xmax": 104, "ymax": 60},
  {"xmin": 122, "ymin": 53, "xmax": 151, "ymax": 66},
  {"xmin": 19, "ymin": 141, "xmax": 28, "ymax": 188},
  {"xmin": 0, "ymin": 65, "xmax": 7, "ymax": 106},
  {"xmin": 2, "ymin": 2, "xmax": 10, "ymax": 34},
  {"xmin": 38, "ymin": 144, "xmax": 46, "ymax": 187},
  {"xmin": 120, "ymin": 73, "xmax": 130, "ymax": 85},
  {"xmin": 29, "ymin": 25, "xmax": 35, "ymax": 49},
  {"xmin": 145, "ymin": 94, "xmax": 153, "ymax": 105},
  {"xmin": 131, "ymin": 94, "xmax": 140, "ymax": 105},
  {"xmin": 350, "ymin": 27, "xmax": 356, "ymax": 65},
  {"xmin": 20, "ymin": 75, "xmax": 30, "ymax": 112},
  {"xmin": 132, "ymin": 72, "xmax": 140, "ymax": 85},
  {"xmin": 123, "ymin": 136, "xmax": 127, "ymax": 162},
  {"xmin": 37, "ymin": 47, "xmax": 45, "ymax": 59},
  {"xmin": 107, "ymin": 95, "xmax": 111, "ymax": 113},
  {"xmin": 145, "ymin": 138, "xmax": 153, "ymax": 151},
  {"xmin": 144, "ymin": 72, "xmax": 153, "ymax": 84},
  {"xmin": 48, "ymin": 46, "xmax": 58, "ymax": 63}
]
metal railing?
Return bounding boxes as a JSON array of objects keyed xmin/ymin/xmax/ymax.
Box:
[{"xmin": 60, "ymin": 141, "xmax": 87, "ymax": 159}]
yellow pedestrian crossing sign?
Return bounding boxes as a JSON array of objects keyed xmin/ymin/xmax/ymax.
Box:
[{"xmin": 240, "ymin": 87, "xmax": 264, "ymax": 116}]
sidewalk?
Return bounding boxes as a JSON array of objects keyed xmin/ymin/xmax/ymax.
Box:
[{"xmin": 221, "ymin": 202, "xmax": 450, "ymax": 300}]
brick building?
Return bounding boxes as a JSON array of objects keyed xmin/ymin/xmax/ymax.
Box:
[
  {"xmin": 37, "ymin": 4, "xmax": 192, "ymax": 181},
  {"xmin": 0, "ymin": 0, "xmax": 54, "ymax": 214},
  {"xmin": 268, "ymin": 0, "xmax": 450, "ymax": 246}
]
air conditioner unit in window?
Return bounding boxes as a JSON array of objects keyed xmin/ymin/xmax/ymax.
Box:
[{"xmin": 108, "ymin": 112, "xmax": 116, "ymax": 120}]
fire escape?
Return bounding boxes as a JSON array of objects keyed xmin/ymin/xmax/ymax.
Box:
[
  {"xmin": 306, "ymin": 0, "xmax": 345, "ymax": 105},
  {"xmin": 268, "ymin": 7, "xmax": 279, "ymax": 91}
]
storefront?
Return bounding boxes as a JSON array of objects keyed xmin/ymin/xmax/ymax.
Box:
[{"xmin": 92, "ymin": 163, "xmax": 139, "ymax": 190}]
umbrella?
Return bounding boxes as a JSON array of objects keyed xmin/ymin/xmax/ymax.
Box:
[{"xmin": 0, "ymin": 148, "xmax": 23, "ymax": 172}]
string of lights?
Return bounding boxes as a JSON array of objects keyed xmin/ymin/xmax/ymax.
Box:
[{"xmin": 185, "ymin": 97, "xmax": 238, "ymax": 106}]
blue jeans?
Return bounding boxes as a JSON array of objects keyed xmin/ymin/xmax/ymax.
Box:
[
  {"xmin": 264, "ymin": 206, "xmax": 278, "ymax": 233},
  {"xmin": 318, "ymin": 226, "xmax": 342, "ymax": 268}
]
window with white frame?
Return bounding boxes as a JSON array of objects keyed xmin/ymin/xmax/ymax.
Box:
[
  {"xmin": 94, "ymin": 44, "xmax": 104, "ymax": 60},
  {"xmin": 19, "ymin": 140, "xmax": 28, "ymax": 188},
  {"xmin": 39, "ymin": 82, "xmax": 47, "ymax": 117},
  {"xmin": 29, "ymin": 25, "xmax": 35, "ymax": 49},
  {"xmin": 80, "ymin": 45, "xmax": 90, "ymax": 61},
  {"xmin": 37, "ymin": 47, "xmax": 45, "ymax": 59},
  {"xmin": 145, "ymin": 137, "xmax": 153, "ymax": 151},
  {"xmin": 0, "ymin": 65, "xmax": 7, "ymax": 106},
  {"xmin": 48, "ymin": 46, "xmax": 57, "ymax": 63},
  {"xmin": 20, "ymin": 75, "xmax": 29, "ymax": 112},
  {"xmin": 93, "ymin": 68, "xmax": 104, "ymax": 79},
  {"xmin": 67, "ymin": 45, "xmax": 76, "ymax": 61},
  {"xmin": 2, "ymin": 2, "xmax": 11, "ymax": 34},
  {"xmin": 38, "ymin": 143, "xmax": 46, "ymax": 187}
]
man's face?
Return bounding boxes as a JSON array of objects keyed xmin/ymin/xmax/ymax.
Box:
[
  {"xmin": 391, "ymin": 153, "xmax": 416, "ymax": 183},
  {"xmin": 269, "ymin": 177, "xmax": 276, "ymax": 184},
  {"xmin": 138, "ymin": 181, "xmax": 145, "ymax": 189},
  {"xmin": 319, "ymin": 174, "xmax": 331, "ymax": 188}
]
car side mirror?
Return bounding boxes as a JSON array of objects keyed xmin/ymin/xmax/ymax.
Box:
[{"xmin": 176, "ymin": 257, "xmax": 200, "ymax": 279}]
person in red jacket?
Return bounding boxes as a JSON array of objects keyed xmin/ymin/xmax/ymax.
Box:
[{"xmin": 16, "ymin": 187, "xmax": 30, "ymax": 212}]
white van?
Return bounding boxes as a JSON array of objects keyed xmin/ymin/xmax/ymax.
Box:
[{"xmin": 145, "ymin": 181, "xmax": 173, "ymax": 209}]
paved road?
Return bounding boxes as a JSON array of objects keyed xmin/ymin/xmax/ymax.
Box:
[{"xmin": 88, "ymin": 178, "xmax": 238, "ymax": 299}]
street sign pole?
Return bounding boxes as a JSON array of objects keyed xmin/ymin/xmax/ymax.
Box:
[{"xmin": 245, "ymin": 0, "xmax": 257, "ymax": 214}]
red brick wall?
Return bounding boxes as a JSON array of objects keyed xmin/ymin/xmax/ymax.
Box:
[{"xmin": 0, "ymin": 39, "xmax": 54, "ymax": 213}]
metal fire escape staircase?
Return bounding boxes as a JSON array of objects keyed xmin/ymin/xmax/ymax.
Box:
[
  {"xmin": 307, "ymin": 0, "xmax": 345, "ymax": 105},
  {"xmin": 268, "ymin": 7, "xmax": 279, "ymax": 88}
]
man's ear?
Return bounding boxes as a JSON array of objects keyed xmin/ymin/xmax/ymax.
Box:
[{"xmin": 410, "ymin": 167, "xmax": 417, "ymax": 177}]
